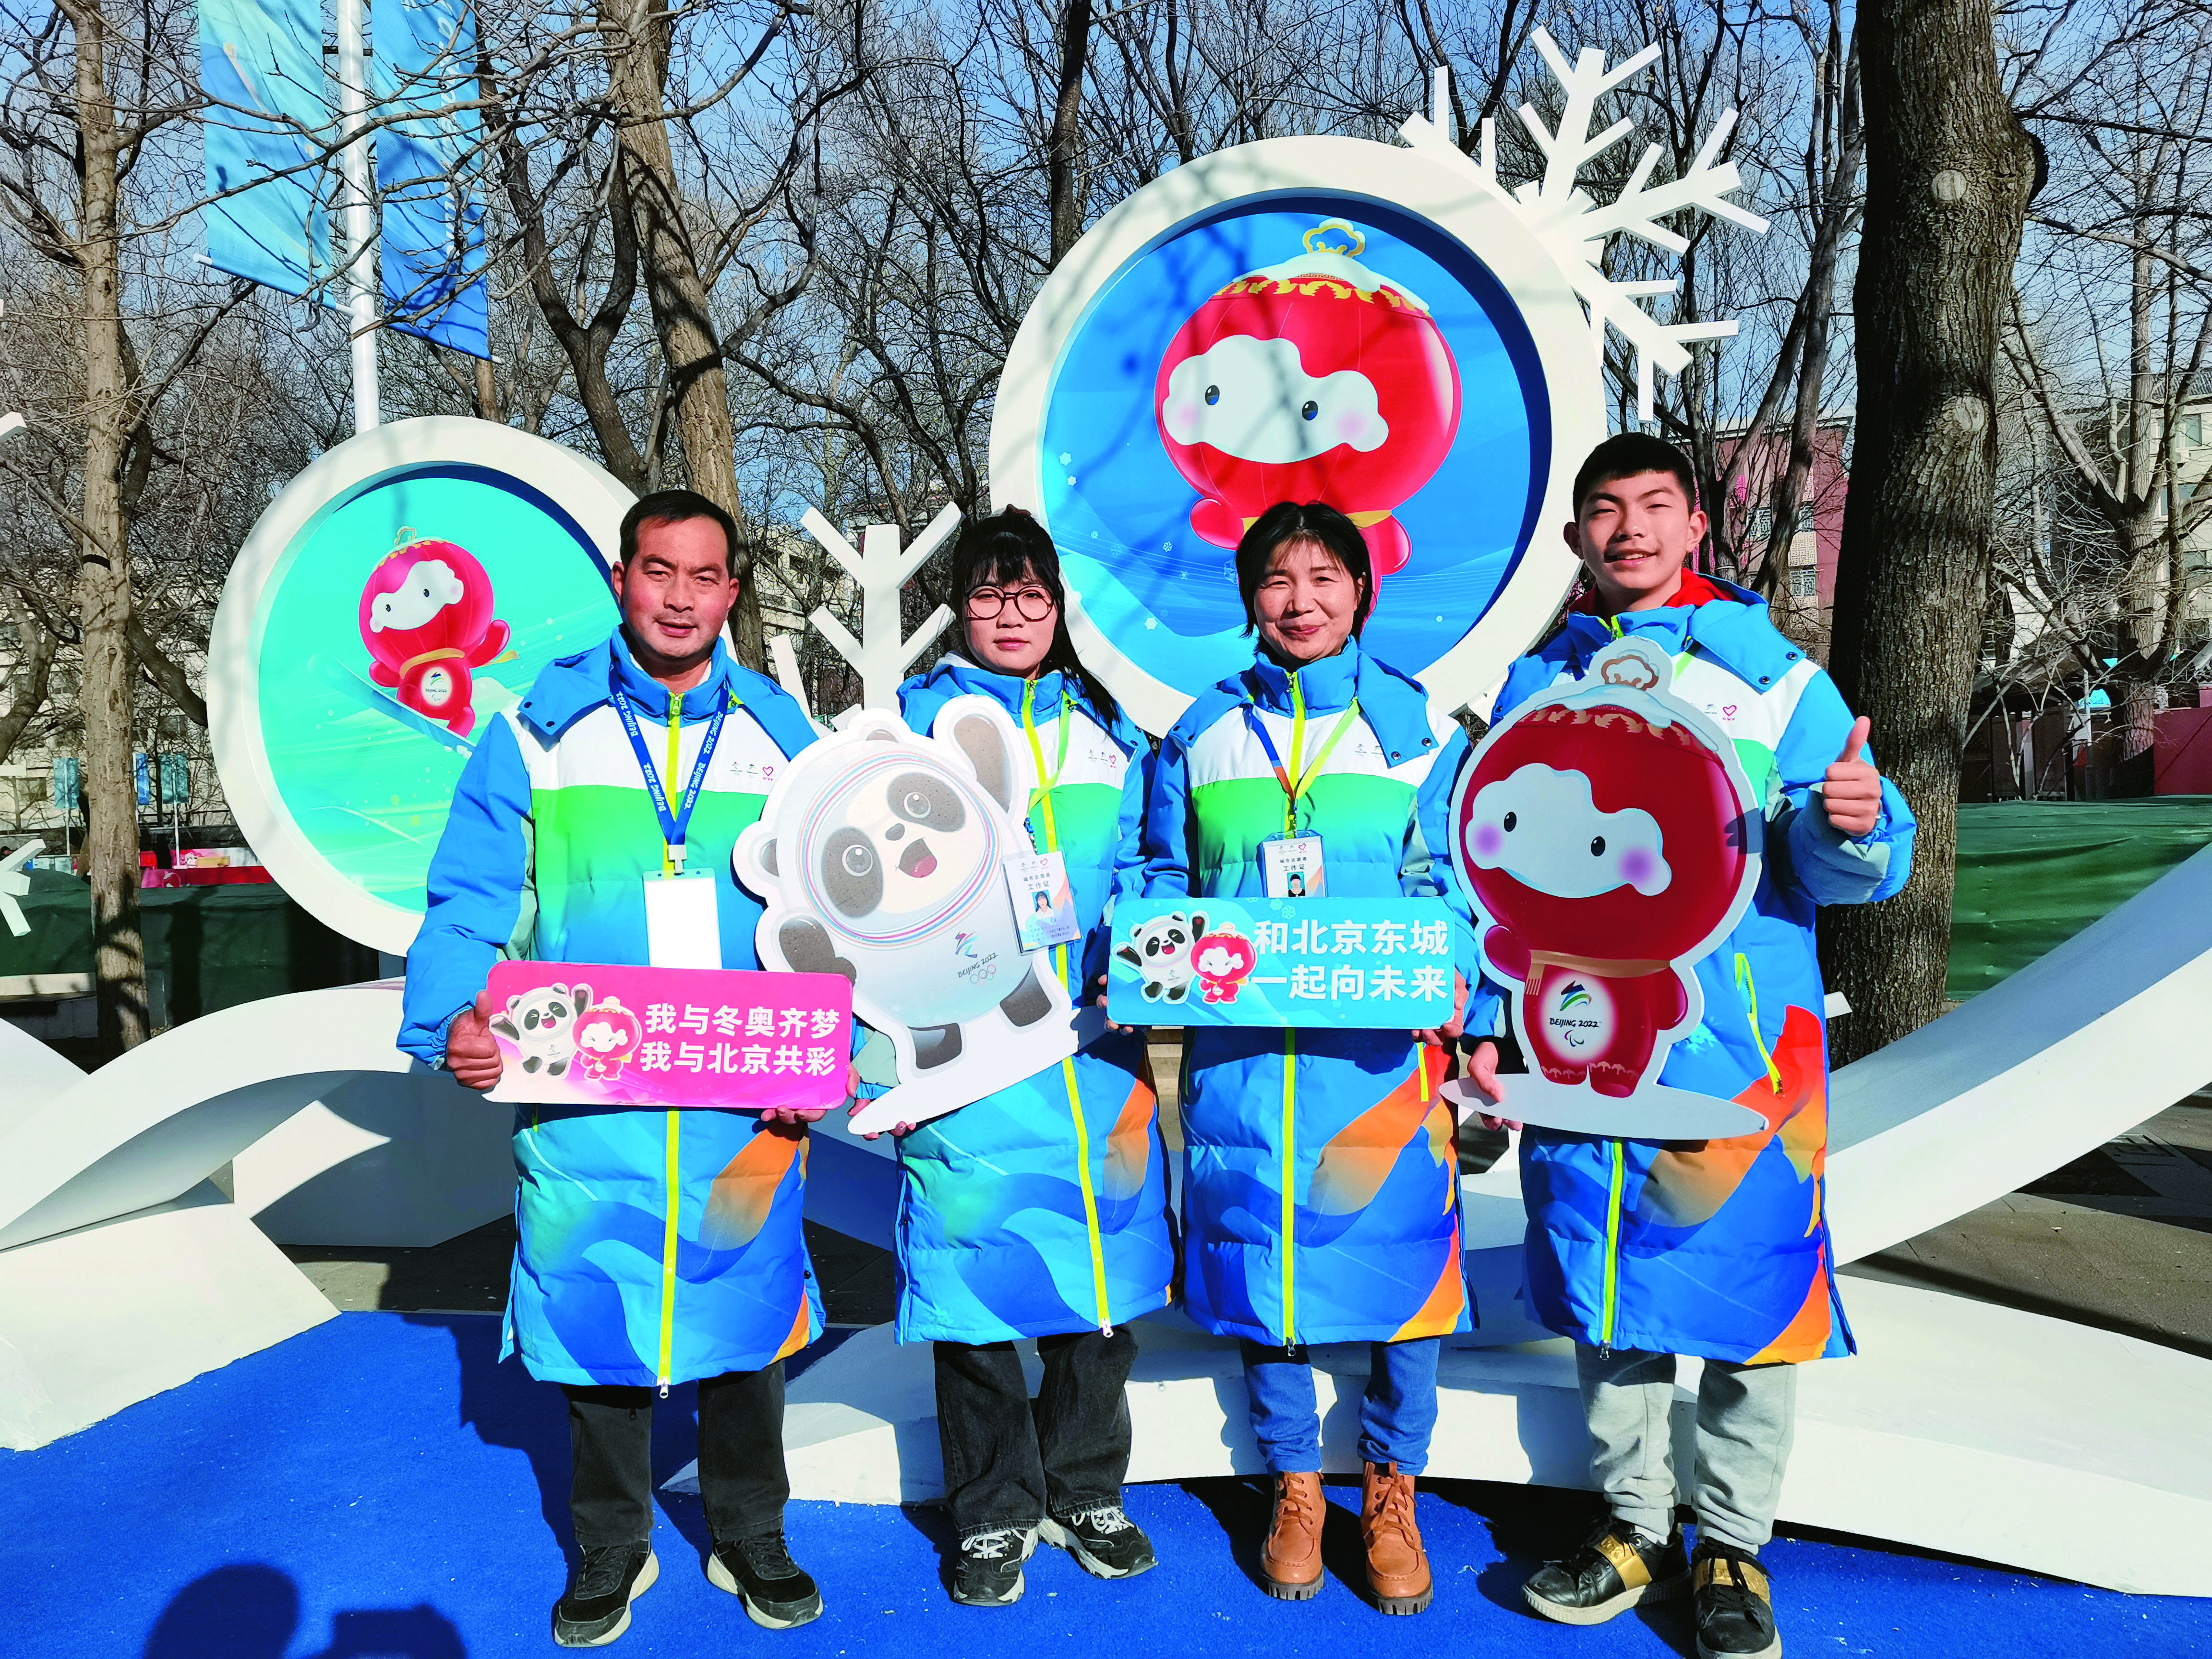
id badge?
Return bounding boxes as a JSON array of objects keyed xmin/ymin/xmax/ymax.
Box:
[
  {"xmin": 1261, "ymin": 833, "xmax": 1326, "ymax": 899},
  {"xmin": 642, "ymin": 870, "xmax": 722, "ymax": 969},
  {"xmin": 1005, "ymin": 850, "xmax": 1082, "ymax": 950}
]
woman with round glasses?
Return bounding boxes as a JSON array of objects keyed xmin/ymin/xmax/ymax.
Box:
[
  {"xmin": 856, "ymin": 507, "xmax": 1173, "ymax": 1609},
  {"xmin": 1138, "ymin": 500, "xmax": 1479, "ymax": 1615}
]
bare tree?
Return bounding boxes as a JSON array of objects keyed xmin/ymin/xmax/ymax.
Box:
[
  {"xmin": 1824, "ymin": 0, "xmax": 2040, "ymax": 1060},
  {"xmin": 2004, "ymin": 5, "xmax": 2212, "ymax": 772},
  {"xmin": 0, "ymin": 0, "xmax": 236, "ymax": 1052}
]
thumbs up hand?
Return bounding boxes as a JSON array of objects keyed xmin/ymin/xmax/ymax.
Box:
[{"xmin": 1820, "ymin": 715, "xmax": 1883, "ymax": 838}]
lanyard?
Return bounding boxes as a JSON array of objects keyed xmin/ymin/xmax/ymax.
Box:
[
  {"xmin": 1245, "ymin": 675, "xmax": 1360, "ymax": 836},
  {"xmin": 612, "ymin": 682, "xmax": 736, "ymax": 874},
  {"xmin": 1018, "ymin": 679, "xmax": 1074, "ymax": 854}
]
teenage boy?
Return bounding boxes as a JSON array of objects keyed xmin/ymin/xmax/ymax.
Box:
[
  {"xmin": 1460, "ymin": 434, "xmax": 1913, "ymax": 1659},
  {"xmin": 400, "ymin": 491, "xmax": 832, "ymax": 1648}
]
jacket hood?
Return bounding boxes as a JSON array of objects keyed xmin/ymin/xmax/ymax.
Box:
[
  {"xmin": 515, "ymin": 627, "xmax": 816, "ymax": 757},
  {"xmin": 1550, "ymin": 578, "xmax": 1806, "ymax": 696}
]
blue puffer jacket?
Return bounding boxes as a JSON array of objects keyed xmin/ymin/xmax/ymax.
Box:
[
  {"xmin": 888, "ymin": 658, "xmax": 1177, "ymax": 1343},
  {"xmin": 398, "ymin": 631, "xmax": 828, "ymax": 1387},
  {"xmin": 1484, "ymin": 583, "xmax": 1915, "ymax": 1364},
  {"xmin": 1142, "ymin": 640, "xmax": 1479, "ymax": 1346}
]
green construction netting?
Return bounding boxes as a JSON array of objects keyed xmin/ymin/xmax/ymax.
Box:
[
  {"xmin": 1948, "ymin": 798, "xmax": 2212, "ymax": 1000},
  {"xmin": 0, "ymin": 876, "xmax": 381, "ymax": 1024},
  {"xmin": 4, "ymin": 801, "xmax": 2209, "ymax": 1022}
]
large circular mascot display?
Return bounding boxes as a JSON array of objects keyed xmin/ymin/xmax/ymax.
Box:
[
  {"xmin": 991, "ymin": 136, "xmax": 1605, "ymax": 733},
  {"xmin": 210, "ymin": 419, "xmax": 633, "ymax": 955}
]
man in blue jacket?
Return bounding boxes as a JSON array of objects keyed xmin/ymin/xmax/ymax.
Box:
[
  {"xmin": 399, "ymin": 491, "xmax": 831, "ymax": 1647},
  {"xmin": 1461, "ymin": 435, "xmax": 1914, "ymax": 1659}
]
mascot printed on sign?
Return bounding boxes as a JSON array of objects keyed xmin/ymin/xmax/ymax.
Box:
[
  {"xmin": 734, "ymin": 696, "xmax": 1077, "ymax": 1134},
  {"xmin": 358, "ymin": 532, "xmax": 511, "ymax": 737},
  {"xmin": 1191, "ymin": 926, "xmax": 1258, "ymax": 1004},
  {"xmin": 1117, "ymin": 911, "xmax": 1205, "ymax": 1004},
  {"xmin": 491, "ymin": 982, "xmax": 592, "ymax": 1078},
  {"xmin": 1446, "ymin": 637, "xmax": 1766, "ymax": 1137},
  {"xmin": 573, "ymin": 998, "xmax": 644, "ymax": 1082},
  {"xmin": 1155, "ymin": 219, "xmax": 1461, "ymax": 579}
]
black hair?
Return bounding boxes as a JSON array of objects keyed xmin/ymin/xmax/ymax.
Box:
[
  {"xmin": 619, "ymin": 489, "xmax": 743, "ymax": 576},
  {"xmin": 947, "ymin": 507, "xmax": 1121, "ymax": 728},
  {"xmin": 1233, "ymin": 501, "xmax": 1375, "ymax": 639},
  {"xmin": 1571, "ymin": 433, "xmax": 1702, "ymax": 517}
]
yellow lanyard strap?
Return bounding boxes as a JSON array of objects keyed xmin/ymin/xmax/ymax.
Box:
[
  {"xmin": 1264, "ymin": 676, "xmax": 1362, "ymax": 836},
  {"xmin": 1019, "ymin": 679, "xmax": 1074, "ymax": 854},
  {"xmin": 1021, "ymin": 686, "xmax": 1113, "ymax": 1333}
]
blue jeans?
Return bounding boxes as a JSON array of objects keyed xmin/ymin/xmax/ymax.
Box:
[{"xmin": 1238, "ymin": 1338, "xmax": 1442, "ymax": 1475}]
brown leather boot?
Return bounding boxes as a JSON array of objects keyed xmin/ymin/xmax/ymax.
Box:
[
  {"xmin": 1361, "ymin": 1461, "xmax": 1433, "ymax": 1614},
  {"xmin": 1259, "ymin": 1472, "xmax": 1325, "ymax": 1599}
]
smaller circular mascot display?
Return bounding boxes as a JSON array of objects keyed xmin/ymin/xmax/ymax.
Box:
[
  {"xmin": 1445, "ymin": 637, "xmax": 1766, "ymax": 1136},
  {"xmin": 210, "ymin": 419, "xmax": 634, "ymax": 955}
]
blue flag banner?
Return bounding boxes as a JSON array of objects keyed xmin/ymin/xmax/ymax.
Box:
[
  {"xmin": 199, "ymin": 0, "xmax": 335, "ymax": 297},
  {"xmin": 135, "ymin": 754, "xmax": 192, "ymax": 808},
  {"xmin": 1108, "ymin": 897, "xmax": 1457, "ymax": 1029},
  {"xmin": 373, "ymin": 0, "xmax": 489, "ymax": 358}
]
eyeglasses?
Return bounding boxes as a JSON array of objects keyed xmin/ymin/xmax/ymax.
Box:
[{"xmin": 964, "ymin": 585, "xmax": 1056, "ymax": 621}]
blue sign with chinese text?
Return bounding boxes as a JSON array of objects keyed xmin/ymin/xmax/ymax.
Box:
[{"xmin": 1107, "ymin": 897, "xmax": 1456, "ymax": 1028}]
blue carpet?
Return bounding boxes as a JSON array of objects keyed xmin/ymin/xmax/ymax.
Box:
[{"xmin": 2, "ymin": 1312, "xmax": 2202, "ymax": 1658}]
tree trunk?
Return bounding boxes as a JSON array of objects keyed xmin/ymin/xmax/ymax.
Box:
[
  {"xmin": 2107, "ymin": 509, "xmax": 2166, "ymax": 781},
  {"xmin": 1046, "ymin": 0, "xmax": 1094, "ymax": 265},
  {"xmin": 599, "ymin": 0, "xmax": 764, "ymax": 668},
  {"xmin": 69, "ymin": 1, "xmax": 150, "ymax": 1055},
  {"xmin": 2110, "ymin": 229, "xmax": 2165, "ymax": 768},
  {"xmin": 1823, "ymin": 0, "xmax": 2036, "ymax": 1062}
]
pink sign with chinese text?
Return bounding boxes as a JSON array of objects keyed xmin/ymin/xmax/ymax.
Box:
[{"xmin": 483, "ymin": 961, "xmax": 853, "ymax": 1111}]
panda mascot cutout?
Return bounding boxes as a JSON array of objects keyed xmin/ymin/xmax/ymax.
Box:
[{"xmin": 733, "ymin": 695, "xmax": 1079, "ymax": 1134}]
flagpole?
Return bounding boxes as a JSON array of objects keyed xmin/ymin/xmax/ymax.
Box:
[{"xmin": 336, "ymin": 0, "xmax": 379, "ymax": 433}]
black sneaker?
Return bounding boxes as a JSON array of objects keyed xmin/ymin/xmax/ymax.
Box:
[
  {"xmin": 1523, "ymin": 1518, "xmax": 1690, "ymax": 1625},
  {"xmin": 1693, "ymin": 1540, "xmax": 1781, "ymax": 1659},
  {"xmin": 707, "ymin": 1530, "xmax": 824, "ymax": 1629},
  {"xmin": 951, "ymin": 1525, "xmax": 1037, "ymax": 1607},
  {"xmin": 553, "ymin": 1542, "xmax": 657, "ymax": 1647},
  {"xmin": 1040, "ymin": 1504, "xmax": 1157, "ymax": 1579}
]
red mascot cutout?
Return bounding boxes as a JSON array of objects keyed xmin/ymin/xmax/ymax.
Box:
[{"xmin": 1446, "ymin": 637, "xmax": 1764, "ymax": 1136}]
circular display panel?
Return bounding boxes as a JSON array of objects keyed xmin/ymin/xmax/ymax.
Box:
[
  {"xmin": 992, "ymin": 137, "xmax": 1602, "ymax": 732},
  {"xmin": 210, "ymin": 419, "xmax": 634, "ymax": 955}
]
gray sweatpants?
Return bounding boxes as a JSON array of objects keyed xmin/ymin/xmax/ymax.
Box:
[{"xmin": 1576, "ymin": 1344, "xmax": 1796, "ymax": 1554}]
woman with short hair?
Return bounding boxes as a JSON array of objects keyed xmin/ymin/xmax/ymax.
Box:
[{"xmin": 1140, "ymin": 500, "xmax": 1479, "ymax": 1615}]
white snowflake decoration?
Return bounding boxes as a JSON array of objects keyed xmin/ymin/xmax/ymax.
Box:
[
  {"xmin": 783, "ymin": 502, "xmax": 962, "ymax": 726},
  {"xmin": 1398, "ymin": 29, "xmax": 1767, "ymax": 424}
]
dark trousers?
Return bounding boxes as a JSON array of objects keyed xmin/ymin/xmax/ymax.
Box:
[
  {"xmin": 934, "ymin": 1328, "xmax": 1137, "ymax": 1541},
  {"xmin": 562, "ymin": 1364, "xmax": 789, "ymax": 1551}
]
